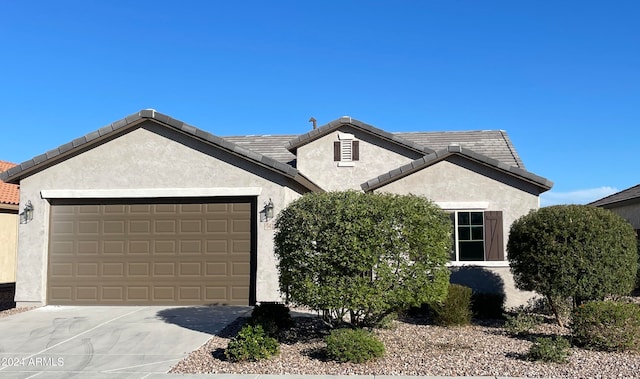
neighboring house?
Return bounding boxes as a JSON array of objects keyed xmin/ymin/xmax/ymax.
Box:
[
  {"xmin": 0, "ymin": 160, "xmax": 19, "ymax": 284},
  {"xmin": 589, "ymin": 184, "xmax": 640, "ymax": 237},
  {"xmin": 0, "ymin": 110, "xmax": 552, "ymax": 308}
]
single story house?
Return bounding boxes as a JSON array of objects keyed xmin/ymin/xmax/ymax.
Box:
[
  {"xmin": 0, "ymin": 110, "xmax": 552, "ymax": 308},
  {"xmin": 0, "ymin": 160, "xmax": 19, "ymax": 285},
  {"xmin": 589, "ymin": 184, "xmax": 640, "ymax": 237}
]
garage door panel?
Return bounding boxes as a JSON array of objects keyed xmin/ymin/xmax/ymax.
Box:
[{"xmin": 48, "ymin": 200, "xmax": 253, "ymax": 305}]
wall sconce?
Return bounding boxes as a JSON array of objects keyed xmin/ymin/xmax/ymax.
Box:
[
  {"xmin": 265, "ymin": 198, "xmax": 274, "ymax": 220},
  {"xmin": 19, "ymin": 200, "xmax": 34, "ymax": 224}
]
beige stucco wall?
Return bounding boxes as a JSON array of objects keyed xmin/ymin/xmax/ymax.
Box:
[
  {"xmin": 605, "ymin": 202, "xmax": 640, "ymax": 230},
  {"xmin": 15, "ymin": 121, "xmax": 307, "ymax": 306},
  {"xmin": 0, "ymin": 210, "xmax": 18, "ymax": 283},
  {"xmin": 374, "ymin": 156, "xmax": 542, "ymax": 308},
  {"xmin": 296, "ymin": 126, "xmax": 422, "ymax": 191}
]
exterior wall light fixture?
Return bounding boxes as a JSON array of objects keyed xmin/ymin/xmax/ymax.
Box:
[
  {"xmin": 19, "ymin": 200, "xmax": 34, "ymax": 224},
  {"xmin": 265, "ymin": 198, "xmax": 274, "ymax": 220}
]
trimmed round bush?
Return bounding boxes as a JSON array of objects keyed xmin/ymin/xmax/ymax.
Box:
[
  {"xmin": 274, "ymin": 191, "xmax": 452, "ymax": 327},
  {"xmin": 225, "ymin": 324, "xmax": 280, "ymax": 362},
  {"xmin": 325, "ymin": 328, "xmax": 385, "ymax": 363},
  {"xmin": 571, "ymin": 300, "xmax": 640, "ymax": 352},
  {"xmin": 432, "ymin": 284, "xmax": 472, "ymax": 326},
  {"xmin": 508, "ymin": 205, "xmax": 637, "ymax": 324}
]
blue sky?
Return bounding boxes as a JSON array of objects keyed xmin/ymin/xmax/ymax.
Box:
[{"xmin": 1, "ymin": 1, "xmax": 638, "ymax": 206}]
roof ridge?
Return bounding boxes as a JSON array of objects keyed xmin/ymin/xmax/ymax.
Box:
[
  {"xmin": 498, "ymin": 130, "xmax": 525, "ymax": 169},
  {"xmin": 285, "ymin": 117, "xmax": 433, "ymax": 155}
]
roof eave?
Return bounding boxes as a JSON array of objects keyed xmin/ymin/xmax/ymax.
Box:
[{"xmin": 362, "ymin": 146, "xmax": 553, "ymax": 193}]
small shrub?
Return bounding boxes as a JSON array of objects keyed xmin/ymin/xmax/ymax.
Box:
[
  {"xmin": 432, "ymin": 284, "xmax": 472, "ymax": 326},
  {"xmin": 471, "ymin": 292, "xmax": 505, "ymax": 319},
  {"xmin": 571, "ymin": 300, "xmax": 640, "ymax": 352},
  {"xmin": 504, "ymin": 312, "xmax": 544, "ymax": 336},
  {"xmin": 250, "ymin": 302, "xmax": 293, "ymax": 336},
  {"xmin": 325, "ymin": 328, "xmax": 385, "ymax": 363},
  {"xmin": 527, "ymin": 336, "xmax": 571, "ymax": 363},
  {"xmin": 225, "ymin": 324, "xmax": 280, "ymax": 362}
]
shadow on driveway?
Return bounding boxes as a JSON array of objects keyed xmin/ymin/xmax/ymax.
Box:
[{"xmin": 156, "ymin": 305, "xmax": 252, "ymax": 335}]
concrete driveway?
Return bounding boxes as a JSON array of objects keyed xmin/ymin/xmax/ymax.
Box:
[{"xmin": 0, "ymin": 305, "xmax": 251, "ymax": 379}]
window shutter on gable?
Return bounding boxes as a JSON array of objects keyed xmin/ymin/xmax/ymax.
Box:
[
  {"xmin": 333, "ymin": 141, "xmax": 340, "ymax": 161},
  {"xmin": 484, "ymin": 211, "xmax": 504, "ymax": 261},
  {"xmin": 353, "ymin": 141, "xmax": 359, "ymax": 161}
]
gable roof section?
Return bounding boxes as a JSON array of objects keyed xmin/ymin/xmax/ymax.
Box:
[
  {"xmin": 285, "ymin": 116, "xmax": 433, "ymax": 156},
  {"xmin": 0, "ymin": 110, "xmax": 302, "ymax": 187},
  {"xmin": 361, "ymin": 144, "xmax": 553, "ymax": 192},
  {"xmin": 589, "ymin": 184, "xmax": 640, "ymax": 207},
  {"xmin": 225, "ymin": 130, "xmax": 525, "ymax": 168},
  {"xmin": 0, "ymin": 160, "xmax": 19, "ymax": 207}
]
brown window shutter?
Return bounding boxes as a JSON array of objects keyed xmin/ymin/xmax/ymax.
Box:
[
  {"xmin": 353, "ymin": 141, "xmax": 359, "ymax": 161},
  {"xmin": 333, "ymin": 141, "xmax": 340, "ymax": 161},
  {"xmin": 484, "ymin": 211, "xmax": 504, "ymax": 261}
]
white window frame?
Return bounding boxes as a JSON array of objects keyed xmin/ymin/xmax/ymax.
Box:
[{"xmin": 439, "ymin": 202, "xmax": 509, "ymax": 267}]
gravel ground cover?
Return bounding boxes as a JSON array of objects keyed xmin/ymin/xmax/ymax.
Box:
[
  {"xmin": 170, "ymin": 313, "xmax": 640, "ymax": 378},
  {"xmin": 0, "ymin": 303, "xmax": 34, "ymax": 318}
]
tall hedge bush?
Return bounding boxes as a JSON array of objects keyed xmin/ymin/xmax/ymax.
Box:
[
  {"xmin": 274, "ymin": 191, "xmax": 452, "ymax": 327},
  {"xmin": 507, "ymin": 205, "xmax": 637, "ymax": 325}
]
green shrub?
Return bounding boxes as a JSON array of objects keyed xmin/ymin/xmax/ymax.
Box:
[
  {"xmin": 571, "ymin": 301, "xmax": 640, "ymax": 352},
  {"xmin": 274, "ymin": 191, "xmax": 452, "ymax": 327},
  {"xmin": 504, "ymin": 312, "xmax": 544, "ymax": 336},
  {"xmin": 508, "ymin": 205, "xmax": 638, "ymax": 326},
  {"xmin": 471, "ymin": 292, "xmax": 505, "ymax": 319},
  {"xmin": 250, "ymin": 302, "xmax": 293, "ymax": 336},
  {"xmin": 527, "ymin": 336, "xmax": 571, "ymax": 363},
  {"xmin": 325, "ymin": 328, "xmax": 385, "ymax": 363},
  {"xmin": 225, "ymin": 324, "xmax": 280, "ymax": 362},
  {"xmin": 432, "ymin": 284, "xmax": 472, "ymax": 326}
]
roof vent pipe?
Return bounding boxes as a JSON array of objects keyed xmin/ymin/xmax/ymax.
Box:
[{"xmin": 309, "ymin": 117, "xmax": 317, "ymax": 129}]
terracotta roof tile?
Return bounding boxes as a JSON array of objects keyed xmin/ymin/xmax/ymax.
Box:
[{"xmin": 0, "ymin": 161, "xmax": 19, "ymax": 205}]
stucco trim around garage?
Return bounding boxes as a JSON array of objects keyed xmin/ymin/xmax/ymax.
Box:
[
  {"xmin": 361, "ymin": 145, "xmax": 553, "ymax": 193},
  {"xmin": 40, "ymin": 187, "xmax": 264, "ymax": 199},
  {"xmin": 285, "ymin": 116, "xmax": 434, "ymax": 156}
]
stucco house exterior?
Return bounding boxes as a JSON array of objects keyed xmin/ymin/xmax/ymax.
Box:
[
  {"xmin": 0, "ymin": 160, "xmax": 19, "ymax": 285},
  {"xmin": 0, "ymin": 110, "xmax": 552, "ymax": 308},
  {"xmin": 589, "ymin": 184, "xmax": 640, "ymax": 237}
]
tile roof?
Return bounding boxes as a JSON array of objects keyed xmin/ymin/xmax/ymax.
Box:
[
  {"xmin": 0, "ymin": 110, "xmax": 545, "ymax": 194},
  {"xmin": 224, "ymin": 135, "xmax": 298, "ymax": 165},
  {"xmin": 396, "ymin": 130, "xmax": 525, "ymax": 169},
  {"xmin": 284, "ymin": 117, "xmax": 433, "ymax": 155},
  {"xmin": 361, "ymin": 145, "xmax": 552, "ymax": 192},
  {"xmin": 589, "ymin": 184, "xmax": 640, "ymax": 207},
  {"xmin": 0, "ymin": 160, "xmax": 19, "ymax": 205},
  {"xmin": 224, "ymin": 130, "xmax": 524, "ymax": 168},
  {"xmin": 0, "ymin": 110, "xmax": 299, "ymax": 184}
]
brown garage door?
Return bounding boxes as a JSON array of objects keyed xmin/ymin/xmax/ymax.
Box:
[{"xmin": 47, "ymin": 198, "xmax": 255, "ymax": 305}]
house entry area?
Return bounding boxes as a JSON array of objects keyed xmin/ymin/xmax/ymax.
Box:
[{"xmin": 46, "ymin": 197, "xmax": 256, "ymax": 306}]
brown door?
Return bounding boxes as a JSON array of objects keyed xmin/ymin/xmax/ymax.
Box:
[{"xmin": 47, "ymin": 198, "xmax": 254, "ymax": 305}]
